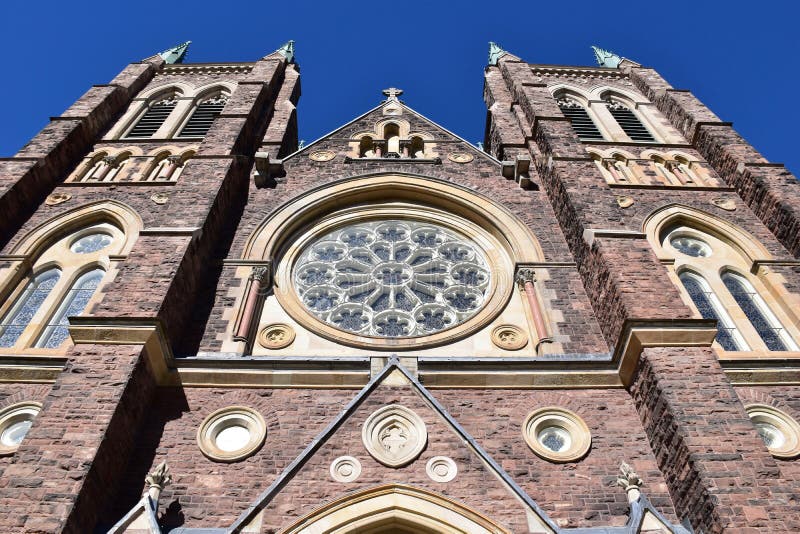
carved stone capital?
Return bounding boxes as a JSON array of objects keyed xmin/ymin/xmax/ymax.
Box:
[
  {"xmin": 515, "ymin": 267, "xmax": 536, "ymax": 286},
  {"xmin": 250, "ymin": 264, "xmax": 272, "ymax": 286},
  {"xmin": 102, "ymin": 155, "xmax": 118, "ymax": 167}
]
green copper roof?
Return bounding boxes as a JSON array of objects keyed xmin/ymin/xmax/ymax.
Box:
[
  {"xmin": 276, "ymin": 40, "xmax": 295, "ymax": 63},
  {"xmin": 159, "ymin": 41, "xmax": 191, "ymax": 64},
  {"xmin": 591, "ymin": 45, "xmax": 622, "ymax": 68},
  {"xmin": 488, "ymin": 42, "xmax": 507, "ymax": 66}
]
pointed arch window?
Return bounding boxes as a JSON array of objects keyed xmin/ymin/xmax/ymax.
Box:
[
  {"xmin": 722, "ymin": 272, "xmax": 798, "ymax": 351},
  {"xmin": 606, "ymin": 101, "xmax": 655, "ymax": 142},
  {"xmin": 177, "ymin": 94, "xmax": 228, "ymax": 138},
  {"xmin": 659, "ymin": 223, "xmax": 800, "ymax": 353},
  {"xmin": 35, "ymin": 269, "xmax": 104, "ymax": 349},
  {"xmin": 0, "ymin": 269, "xmax": 61, "ymax": 348},
  {"xmin": 557, "ymin": 98, "xmax": 604, "ymax": 140},
  {"xmin": 679, "ymin": 271, "xmax": 745, "ymax": 351},
  {"xmin": 126, "ymin": 96, "xmax": 178, "ymax": 139}
]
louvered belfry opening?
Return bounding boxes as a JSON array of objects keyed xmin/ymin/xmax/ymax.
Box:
[
  {"xmin": 177, "ymin": 95, "xmax": 228, "ymax": 138},
  {"xmin": 125, "ymin": 97, "xmax": 177, "ymax": 138},
  {"xmin": 557, "ymin": 98, "xmax": 604, "ymax": 141},
  {"xmin": 606, "ymin": 101, "xmax": 655, "ymax": 142}
]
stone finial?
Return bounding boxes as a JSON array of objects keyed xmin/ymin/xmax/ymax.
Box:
[
  {"xmin": 616, "ymin": 461, "xmax": 643, "ymax": 503},
  {"xmin": 159, "ymin": 41, "xmax": 191, "ymax": 64},
  {"xmin": 145, "ymin": 461, "xmax": 172, "ymax": 502},
  {"xmin": 382, "ymin": 87, "xmax": 403, "ymax": 101},
  {"xmin": 488, "ymin": 42, "xmax": 507, "ymax": 66},
  {"xmin": 276, "ymin": 40, "xmax": 295, "ymax": 63},
  {"xmin": 591, "ymin": 45, "xmax": 622, "ymax": 68}
]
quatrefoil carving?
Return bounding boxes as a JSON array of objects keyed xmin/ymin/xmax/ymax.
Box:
[{"xmin": 362, "ymin": 404, "xmax": 427, "ymax": 467}]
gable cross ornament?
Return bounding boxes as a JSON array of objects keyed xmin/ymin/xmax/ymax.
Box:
[{"xmin": 382, "ymin": 87, "xmax": 403, "ymax": 101}]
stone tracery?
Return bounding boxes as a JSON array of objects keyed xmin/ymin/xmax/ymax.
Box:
[{"xmin": 294, "ymin": 219, "xmax": 490, "ymax": 338}]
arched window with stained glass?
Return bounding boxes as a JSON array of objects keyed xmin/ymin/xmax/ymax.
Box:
[
  {"xmin": 678, "ymin": 271, "xmax": 746, "ymax": 351},
  {"xmin": 35, "ymin": 268, "xmax": 105, "ymax": 349},
  {"xmin": 0, "ymin": 269, "xmax": 61, "ymax": 348},
  {"xmin": 721, "ymin": 271, "xmax": 799, "ymax": 351}
]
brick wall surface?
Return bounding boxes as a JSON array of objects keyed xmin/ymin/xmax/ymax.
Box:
[{"xmin": 102, "ymin": 384, "xmax": 671, "ymax": 531}]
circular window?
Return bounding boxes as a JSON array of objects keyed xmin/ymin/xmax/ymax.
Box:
[
  {"xmin": 197, "ymin": 406, "xmax": 266, "ymax": 462},
  {"xmin": 71, "ymin": 233, "xmax": 113, "ymax": 254},
  {"xmin": 0, "ymin": 402, "xmax": 41, "ymax": 455},
  {"xmin": 293, "ymin": 220, "xmax": 491, "ymax": 339},
  {"xmin": 523, "ymin": 407, "xmax": 591, "ymax": 463},
  {"xmin": 669, "ymin": 235, "xmax": 711, "ymax": 258},
  {"xmin": 746, "ymin": 404, "xmax": 800, "ymax": 459}
]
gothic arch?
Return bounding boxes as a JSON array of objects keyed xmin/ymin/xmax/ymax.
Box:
[
  {"xmin": 281, "ymin": 484, "xmax": 512, "ymax": 534},
  {"xmin": 644, "ymin": 204, "xmax": 771, "ymax": 263},
  {"xmin": 244, "ymin": 174, "xmax": 543, "ymax": 262},
  {"xmin": 10, "ymin": 200, "xmax": 142, "ymax": 258}
]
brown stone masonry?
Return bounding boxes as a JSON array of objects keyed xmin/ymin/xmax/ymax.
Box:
[{"xmin": 627, "ymin": 67, "xmax": 800, "ymax": 257}]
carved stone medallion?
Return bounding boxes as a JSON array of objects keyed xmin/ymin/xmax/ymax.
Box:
[
  {"xmin": 711, "ymin": 198, "xmax": 736, "ymax": 211},
  {"xmin": 150, "ymin": 193, "xmax": 169, "ymax": 205},
  {"xmin": 258, "ymin": 323, "xmax": 296, "ymax": 349},
  {"xmin": 447, "ymin": 152, "xmax": 474, "ymax": 164},
  {"xmin": 491, "ymin": 324, "xmax": 528, "ymax": 351},
  {"xmin": 45, "ymin": 193, "xmax": 71, "ymax": 206},
  {"xmin": 330, "ymin": 456, "xmax": 361, "ymax": 483},
  {"xmin": 362, "ymin": 404, "xmax": 427, "ymax": 467},
  {"xmin": 309, "ymin": 150, "xmax": 336, "ymax": 162},
  {"xmin": 616, "ymin": 195, "xmax": 634, "ymax": 209},
  {"xmin": 426, "ymin": 456, "xmax": 457, "ymax": 483}
]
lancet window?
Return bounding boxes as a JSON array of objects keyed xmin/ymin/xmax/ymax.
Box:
[
  {"xmin": 126, "ymin": 95, "xmax": 178, "ymax": 138},
  {"xmin": 177, "ymin": 94, "xmax": 229, "ymax": 138},
  {"xmin": 0, "ymin": 221, "xmax": 126, "ymax": 351},
  {"xmin": 557, "ymin": 98, "xmax": 604, "ymax": 141},
  {"xmin": 605, "ymin": 100, "xmax": 654, "ymax": 142},
  {"xmin": 660, "ymin": 224, "xmax": 799, "ymax": 352}
]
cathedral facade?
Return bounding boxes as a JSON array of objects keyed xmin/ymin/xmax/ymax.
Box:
[{"xmin": 0, "ymin": 40, "xmax": 799, "ymax": 533}]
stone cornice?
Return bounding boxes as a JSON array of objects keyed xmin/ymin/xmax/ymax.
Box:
[
  {"xmin": 157, "ymin": 63, "xmax": 254, "ymax": 76},
  {"xmin": 529, "ymin": 64, "xmax": 627, "ymax": 79}
]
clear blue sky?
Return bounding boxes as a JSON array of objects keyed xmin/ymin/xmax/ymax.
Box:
[{"xmin": 2, "ymin": 1, "xmax": 798, "ymax": 176}]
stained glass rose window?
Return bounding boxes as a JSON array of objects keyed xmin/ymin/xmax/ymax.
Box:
[{"xmin": 294, "ymin": 220, "xmax": 490, "ymax": 337}]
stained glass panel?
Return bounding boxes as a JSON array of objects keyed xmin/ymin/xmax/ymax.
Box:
[{"xmin": 294, "ymin": 220, "xmax": 490, "ymax": 338}]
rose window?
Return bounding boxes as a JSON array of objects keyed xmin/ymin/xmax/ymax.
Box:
[{"xmin": 294, "ymin": 220, "xmax": 490, "ymax": 337}]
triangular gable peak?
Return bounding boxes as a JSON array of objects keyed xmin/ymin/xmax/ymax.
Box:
[
  {"xmin": 223, "ymin": 359, "xmax": 689, "ymax": 534},
  {"xmin": 228, "ymin": 358, "xmax": 556, "ymax": 533},
  {"xmin": 283, "ymin": 93, "xmax": 499, "ymax": 167}
]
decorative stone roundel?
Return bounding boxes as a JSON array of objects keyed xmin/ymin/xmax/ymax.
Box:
[
  {"xmin": 330, "ymin": 456, "xmax": 362, "ymax": 482},
  {"xmin": 447, "ymin": 152, "xmax": 474, "ymax": 163},
  {"xmin": 197, "ymin": 406, "xmax": 267, "ymax": 462},
  {"xmin": 746, "ymin": 404, "xmax": 800, "ymax": 459},
  {"xmin": 523, "ymin": 407, "xmax": 591, "ymax": 463},
  {"xmin": 309, "ymin": 150, "xmax": 336, "ymax": 162},
  {"xmin": 426, "ymin": 456, "xmax": 457, "ymax": 482},
  {"xmin": 45, "ymin": 193, "xmax": 71, "ymax": 206},
  {"xmin": 362, "ymin": 404, "xmax": 427, "ymax": 467},
  {"xmin": 258, "ymin": 323, "xmax": 296, "ymax": 349},
  {"xmin": 491, "ymin": 324, "xmax": 528, "ymax": 350}
]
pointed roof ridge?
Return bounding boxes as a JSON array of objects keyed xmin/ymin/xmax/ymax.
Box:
[
  {"xmin": 107, "ymin": 495, "xmax": 160, "ymax": 533},
  {"xmin": 276, "ymin": 40, "xmax": 295, "ymax": 63},
  {"xmin": 488, "ymin": 41, "xmax": 507, "ymax": 65},
  {"xmin": 260, "ymin": 40, "xmax": 296, "ymax": 63},
  {"xmin": 158, "ymin": 41, "xmax": 191, "ymax": 64},
  {"xmin": 282, "ymin": 97, "xmax": 499, "ymax": 166},
  {"xmin": 227, "ymin": 356, "xmax": 560, "ymax": 533},
  {"xmin": 591, "ymin": 45, "xmax": 623, "ymax": 68}
]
